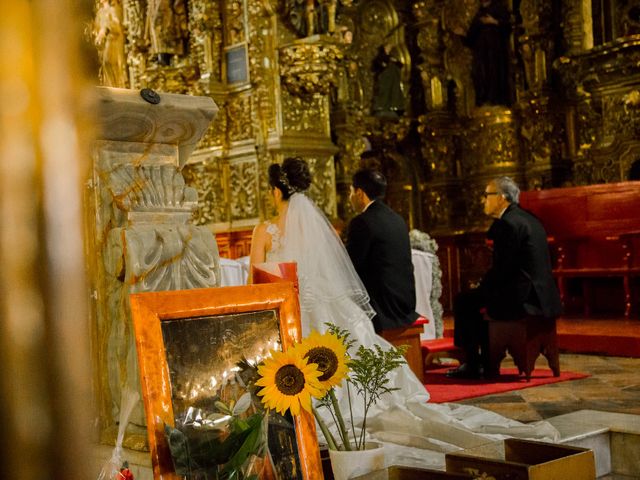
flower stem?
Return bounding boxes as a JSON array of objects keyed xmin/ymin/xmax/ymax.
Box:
[
  {"xmin": 329, "ymin": 389, "xmax": 352, "ymax": 451},
  {"xmin": 312, "ymin": 405, "xmax": 338, "ymax": 451},
  {"xmin": 358, "ymin": 391, "xmax": 369, "ymax": 449},
  {"xmin": 347, "ymin": 381, "xmax": 358, "ymax": 449}
]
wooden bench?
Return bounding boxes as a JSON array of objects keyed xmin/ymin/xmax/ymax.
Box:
[
  {"xmin": 520, "ymin": 181, "xmax": 640, "ymax": 317},
  {"xmin": 380, "ymin": 317, "xmax": 429, "ymax": 382},
  {"xmin": 485, "ymin": 315, "xmax": 560, "ymax": 381}
]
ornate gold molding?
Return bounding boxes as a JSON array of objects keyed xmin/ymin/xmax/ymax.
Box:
[
  {"xmin": 555, "ymin": 38, "xmax": 640, "ymax": 183},
  {"xmin": 183, "ymin": 157, "xmax": 229, "ymax": 225},
  {"xmin": 279, "ymin": 40, "xmax": 344, "ymax": 96},
  {"xmin": 230, "ymin": 160, "xmax": 259, "ymax": 220},
  {"xmin": 460, "ymin": 107, "xmax": 519, "ymax": 176}
]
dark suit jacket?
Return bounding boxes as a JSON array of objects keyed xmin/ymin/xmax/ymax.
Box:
[
  {"xmin": 480, "ymin": 203, "xmax": 562, "ymax": 320},
  {"xmin": 346, "ymin": 200, "xmax": 419, "ymax": 331}
]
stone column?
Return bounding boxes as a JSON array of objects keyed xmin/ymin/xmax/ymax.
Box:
[{"xmin": 89, "ymin": 87, "xmax": 219, "ymax": 447}]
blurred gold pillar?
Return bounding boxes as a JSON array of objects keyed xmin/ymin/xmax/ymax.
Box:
[{"xmin": 0, "ymin": 1, "xmax": 93, "ymax": 479}]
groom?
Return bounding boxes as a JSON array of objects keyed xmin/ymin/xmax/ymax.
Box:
[{"xmin": 346, "ymin": 168, "xmax": 419, "ymax": 332}]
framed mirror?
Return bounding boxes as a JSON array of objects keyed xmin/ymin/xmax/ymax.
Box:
[{"xmin": 130, "ymin": 283, "xmax": 323, "ymax": 479}]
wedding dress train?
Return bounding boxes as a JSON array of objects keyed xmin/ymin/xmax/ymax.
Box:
[{"xmin": 265, "ymin": 193, "xmax": 559, "ymax": 467}]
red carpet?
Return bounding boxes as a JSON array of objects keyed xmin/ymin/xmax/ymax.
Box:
[{"xmin": 425, "ymin": 367, "xmax": 589, "ymax": 403}]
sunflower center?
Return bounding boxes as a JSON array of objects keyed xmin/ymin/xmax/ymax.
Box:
[
  {"xmin": 305, "ymin": 347, "xmax": 338, "ymax": 382},
  {"xmin": 275, "ymin": 364, "xmax": 306, "ymax": 395}
]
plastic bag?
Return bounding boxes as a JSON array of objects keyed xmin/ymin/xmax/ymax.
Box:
[
  {"xmin": 163, "ymin": 373, "xmax": 278, "ymax": 480},
  {"xmin": 97, "ymin": 386, "xmax": 140, "ymax": 480}
]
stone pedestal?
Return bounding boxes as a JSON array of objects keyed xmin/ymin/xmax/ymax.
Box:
[{"xmin": 89, "ymin": 87, "xmax": 219, "ymax": 448}]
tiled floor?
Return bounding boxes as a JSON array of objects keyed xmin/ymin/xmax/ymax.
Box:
[
  {"xmin": 445, "ymin": 316, "xmax": 640, "ymax": 423},
  {"xmin": 459, "ymin": 353, "xmax": 640, "ymax": 422}
]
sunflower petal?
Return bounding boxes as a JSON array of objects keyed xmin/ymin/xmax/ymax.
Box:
[{"xmin": 290, "ymin": 397, "xmax": 300, "ymax": 416}]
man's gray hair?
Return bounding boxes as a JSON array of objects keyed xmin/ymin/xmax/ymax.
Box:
[{"xmin": 494, "ymin": 176, "xmax": 520, "ymax": 203}]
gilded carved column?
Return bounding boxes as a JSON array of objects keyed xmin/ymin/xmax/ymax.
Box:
[
  {"xmin": 417, "ymin": 112, "xmax": 459, "ymax": 232},
  {"xmin": 518, "ymin": 0, "xmax": 568, "ymax": 189},
  {"xmin": 278, "ymin": 39, "xmax": 343, "ymax": 218},
  {"xmin": 331, "ymin": 18, "xmax": 368, "ymax": 220},
  {"xmin": 460, "ymin": 108, "xmax": 520, "ymax": 227},
  {"xmin": 121, "ymin": 0, "xmax": 147, "ymax": 90},
  {"xmin": 519, "ymin": 0, "xmax": 554, "ymax": 93},
  {"xmin": 89, "ymin": 88, "xmax": 219, "ymax": 448},
  {"xmin": 561, "ymin": 0, "xmax": 594, "ymax": 55},
  {"xmin": 189, "ymin": 0, "xmax": 224, "ymax": 87},
  {"xmin": 415, "ymin": 0, "xmax": 461, "ymax": 232},
  {"xmin": 185, "ymin": 0, "xmax": 265, "ymax": 234}
]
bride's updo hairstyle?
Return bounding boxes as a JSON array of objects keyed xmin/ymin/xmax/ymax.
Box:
[{"xmin": 268, "ymin": 157, "xmax": 312, "ymax": 200}]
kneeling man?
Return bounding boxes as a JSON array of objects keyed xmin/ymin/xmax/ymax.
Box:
[{"xmin": 447, "ymin": 177, "xmax": 562, "ymax": 379}]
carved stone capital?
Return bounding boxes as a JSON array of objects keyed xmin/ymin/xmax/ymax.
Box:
[{"xmin": 96, "ymin": 87, "xmax": 217, "ymax": 168}]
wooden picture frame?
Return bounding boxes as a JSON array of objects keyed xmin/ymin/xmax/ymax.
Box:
[{"xmin": 130, "ymin": 283, "xmax": 323, "ymax": 479}]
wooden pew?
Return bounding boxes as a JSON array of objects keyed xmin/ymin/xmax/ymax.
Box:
[{"xmin": 519, "ymin": 181, "xmax": 640, "ymax": 317}]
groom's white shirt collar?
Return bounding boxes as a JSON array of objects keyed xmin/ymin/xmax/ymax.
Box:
[{"xmin": 363, "ymin": 199, "xmax": 375, "ymax": 212}]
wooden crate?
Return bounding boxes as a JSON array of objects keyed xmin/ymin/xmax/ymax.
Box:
[
  {"xmin": 446, "ymin": 438, "xmax": 595, "ymax": 480},
  {"xmin": 352, "ymin": 465, "xmax": 472, "ymax": 479}
]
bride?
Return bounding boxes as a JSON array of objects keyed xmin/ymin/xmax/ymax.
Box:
[{"xmin": 249, "ymin": 157, "xmax": 559, "ymax": 462}]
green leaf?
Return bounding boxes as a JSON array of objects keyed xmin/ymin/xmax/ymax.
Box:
[{"xmin": 221, "ymin": 414, "xmax": 265, "ymax": 475}]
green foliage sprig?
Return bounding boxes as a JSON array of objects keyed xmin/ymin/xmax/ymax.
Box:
[{"xmin": 315, "ymin": 323, "xmax": 407, "ymax": 450}]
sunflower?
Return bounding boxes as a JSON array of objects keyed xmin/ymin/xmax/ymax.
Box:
[
  {"xmin": 255, "ymin": 349, "xmax": 324, "ymax": 416},
  {"xmin": 295, "ymin": 330, "xmax": 350, "ymax": 391}
]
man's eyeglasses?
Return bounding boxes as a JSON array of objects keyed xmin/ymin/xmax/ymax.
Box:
[{"xmin": 482, "ymin": 192, "xmax": 500, "ymax": 198}]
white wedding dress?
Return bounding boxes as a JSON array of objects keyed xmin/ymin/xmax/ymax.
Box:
[{"xmin": 265, "ymin": 193, "xmax": 559, "ymax": 467}]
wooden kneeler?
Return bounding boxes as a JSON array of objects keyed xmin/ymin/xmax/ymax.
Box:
[
  {"xmin": 421, "ymin": 338, "xmax": 465, "ymax": 369},
  {"xmin": 485, "ymin": 315, "xmax": 561, "ymax": 381},
  {"xmin": 380, "ymin": 318, "xmax": 429, "ymax": 383}
]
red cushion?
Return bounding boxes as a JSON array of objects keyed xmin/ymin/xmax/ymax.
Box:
[
  {"xmin": 420, "ymin": 338, "xmax": 455, "ymax": 353},
  {"xmin": 412, "ymin": 316, "xmax": 429, "ymax": 326}
]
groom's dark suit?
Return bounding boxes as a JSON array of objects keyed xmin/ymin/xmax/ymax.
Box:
[{"xmin": 346, "ymin": 200, "xmax": 419, "ymax": 332}]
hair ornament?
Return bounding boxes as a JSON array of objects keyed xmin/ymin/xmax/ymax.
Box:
[{"xmin": 279, "ymin": 170, "xmax": 296, "ymax": 194}]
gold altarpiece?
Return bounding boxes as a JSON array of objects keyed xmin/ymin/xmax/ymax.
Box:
[{"xmin": 93, "ymin": 0, "xmax": 640, "ymax": 237}]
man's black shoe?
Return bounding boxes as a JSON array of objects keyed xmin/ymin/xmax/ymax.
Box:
[
  {"xmin": 483, "ymin": 368, "xmax": 501, "ymax": 379},
  {"xmin": 445, "ymin": 363, "xmax": 483, "ymax": 379}
]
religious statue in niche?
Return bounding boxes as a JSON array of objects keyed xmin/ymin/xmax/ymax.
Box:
[
  {"xmin": 371, "ymin": 43, "xmax": 405, "ymax": 118},
  {"xmin": 145, "ymin": 0, "xmax": 189, "ymax": 66},
  {"xmin": 333, "ymin": 27, "xmax": 364, "ymax": 108},
  {"xmin": 93, "ymin": 0, "xmax": 127, "ymax": 87},
  {"xmin": 454, "ymin": 0, "xmax": 513, "ymax": 107}
]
